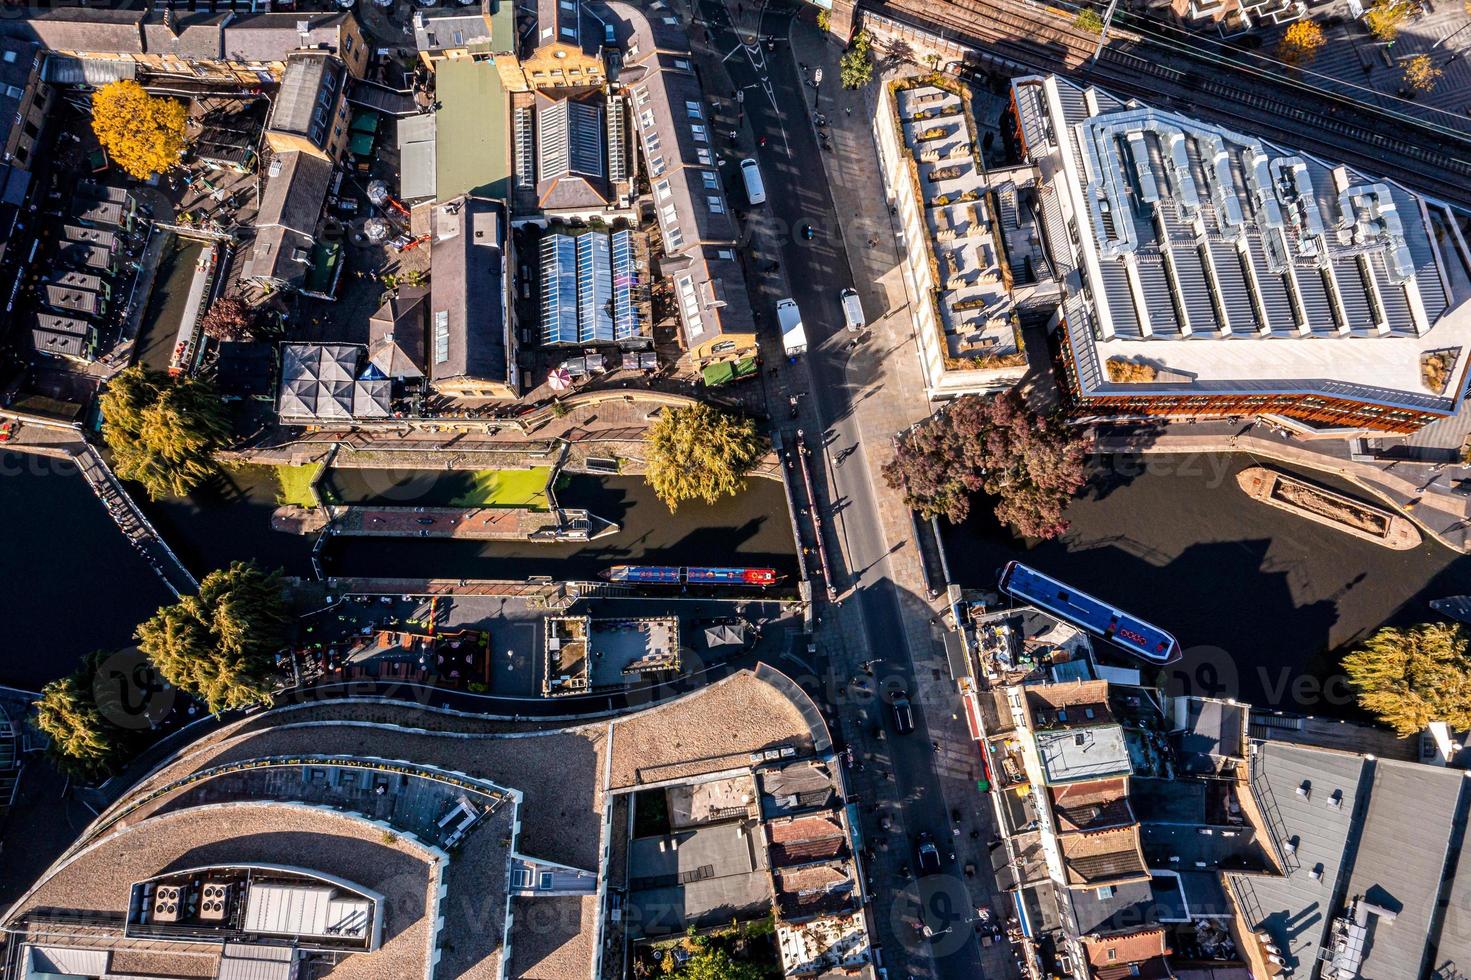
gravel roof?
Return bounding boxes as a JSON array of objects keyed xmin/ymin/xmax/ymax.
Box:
[
  {"xmin": 7, "ymin": 805, "xmax": 436, "ymax": 980},
  {"xmin": 508, "ymin": 896, "xmax": 597, "ymax": 980},
  {"xmin": 607, "ymin": 672, "xmax": 815, "ymax": 788},
  {"xmin": 106, "ymin": 722, "xmax": 607, "ymax": 872}
]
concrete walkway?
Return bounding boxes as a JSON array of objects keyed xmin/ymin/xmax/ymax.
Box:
[{"xmin": 1095, "ymin": 420, "xmax": 1471, "ymax": 554}]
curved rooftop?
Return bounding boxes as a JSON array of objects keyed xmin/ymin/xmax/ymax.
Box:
[{"xmin": 2, "ymin": 668, "xmax": 830, "ymax": 980}]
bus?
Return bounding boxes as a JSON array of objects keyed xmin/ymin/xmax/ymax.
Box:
[{"xmin": 998, "ymin": 561, "xmax": 1179, "ymax": 665}]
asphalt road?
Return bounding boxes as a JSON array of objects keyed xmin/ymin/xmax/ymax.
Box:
[{"xmin": 698, "ymin": 4, "xmax": 1002, "ymax": 975}]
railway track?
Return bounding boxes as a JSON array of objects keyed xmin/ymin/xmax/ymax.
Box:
[{"xmin": 877, "ymin": 0, "xmax": 1471, "ymax": 208}]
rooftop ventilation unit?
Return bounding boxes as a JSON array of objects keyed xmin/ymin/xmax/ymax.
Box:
[
  {"xmin": 199, "ymin": 882, "xmax": 230, "ymax": 922},
  {"xmin": 152, "ymin": 885, "xmax": 184, "ymax": 923}
]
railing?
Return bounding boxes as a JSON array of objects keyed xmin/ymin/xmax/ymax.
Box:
[
  {"xmin": 1247, "ymin": 747, "xmax": 1300, "ymax": 873},
  {"xmin": 74, "ymin": 446, "xmax": 197, "ymax": 597}
]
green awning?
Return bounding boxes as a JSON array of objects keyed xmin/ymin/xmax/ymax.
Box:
[
  {"xmin": 350, "ymin": 111, "xmax": 380, "ymax": 134},
  {"xmin": 702, "ymin": 361, "xmax": 735, "ymax": 387},
  {"xmin": 349, "ymin": 132, "xmax": 375, "ymax": 157},
  {"xmin": 732, "ymin": 356, "xmax": 758, "ymax": 379}
]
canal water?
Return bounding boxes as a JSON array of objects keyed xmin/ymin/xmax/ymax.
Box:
[
  {"xmin": 319, "ymin": 473, "xmax": 801, "ymax": 581},
  {"xmin": 943, "ymin": 452, "xmax": 1471, "ymax": 714},
  {"xmin": 132, "ymin": 237, "xmax": 204, "ymax": 373},
  {"xmin": 0, "ymin": 453, "xmax": 172, "ymax": 691}
]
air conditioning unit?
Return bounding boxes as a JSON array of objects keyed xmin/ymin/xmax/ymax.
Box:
[
  {"xmin": 153, "ymin": 885, "xmax": 183, "ymax": 923},
  {"xmin": 199, "ymin": 882, "xmax": 230, "ymax": 922}
]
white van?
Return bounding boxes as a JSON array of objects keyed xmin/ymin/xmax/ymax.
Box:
[
  {"xmin": 840, "ymin": 288, "xmax": 865, "ymax": 333},
  {"xmin": 740, "ymin": 158, "xmax": 766, "ymax": 205}
]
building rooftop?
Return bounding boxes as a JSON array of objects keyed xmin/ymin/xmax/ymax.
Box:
[
  {"xmin": 278, "ymin": 344, "xmax": 390, "ymax": 422},
  {"xmin": 1337, "ymin": 759, "xmax": 1468, "ymax": 979},
  {"xmin": 428, "ymin": 196, "xmax": 511, "ymax": 391},
  {"xmin": 221, "ymin": 12, "xmax": 353, "ymax": 64},
  {"xmin": 4, "ymin": 806, "xmax": 436, "ymax": 980},
  {"xmin": 414, "ymin": 8, "xmax": 494, "ymax": 54},
  {"xmin": 141, "ymin": 10, "xmax": 229, "ymax": 61},
  {"xmin": 434, "ymin": 58, "xmax": 509, "ymax": 202},
  {"xmin": 1059, "ymin": 825, "xmax": 1149, "ymax": 886},
  {"xmin": 1229, "ymin": 742, "xmax": 1366, "ymax": 974},
  {"xmin": 606, "ymin": 667, "xmax": 821, "ymax": 789},
  {"xmin": 1013, "ymin": 73, "xmax": 1471, "ymax": 420},
  {"xmin": 602, "ymin": 0, "xmax": 751, "ymax": 354},
  {"xmin": 1035, "ymin": 724, "xmax": 1132, "ymax": 784},
  {"xmin": 894, "ymin": 82, "xmax": 1019, "ymax": 370},
  {"xmin": 1049, "ymin": 778, "xmax": 1134, "ymax": 833},
  {"xmin": 269, "ymin": 52, "xmax": 346, "ymax": 151},
  {"xmin": 0, "ymin": 8, "xmax": 145, "ymax": 54}
]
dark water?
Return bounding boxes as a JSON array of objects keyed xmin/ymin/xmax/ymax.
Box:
[
  {"xmin": 320, "ymin": 474, "xmax": 800, "ymax": 581},
  {"xmin": 0, "ymin": 453, "xmax": 172, "ymax": 690},
  {"xmin": 137, "ymin": 465, "xmax": 316, "ymax": 579},
  {"xmin": 944, "ymin": 453, "xmax": 1471, "ymax": 713},
  {"xmin": 132, "ymin": 238, "xmax": 204, "ymax": 373}
]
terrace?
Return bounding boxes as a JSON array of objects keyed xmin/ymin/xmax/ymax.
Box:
[
  {"xmin": 543, "ymin": 615, "xmax": 680, "ymax": 696},
  {"xmin": 894, "ymin": 83, "xmax": 1021, "ymax": 374}
]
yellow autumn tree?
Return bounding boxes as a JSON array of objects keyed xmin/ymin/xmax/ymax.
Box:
[
  {"xmin": 1363, "ymin": 0, "xmax": 1412, "ymax": 43},
  {"xmin": 1403, "ymin": 53, "xmax": 1443, "ymax": 91},
  {"xmin": 91, "ymin": 80, "xmax": 188, "ymax": 180},
  {"xmin": 1276, "ymin": 20, "xmax": 1326, "ymax": 67}
]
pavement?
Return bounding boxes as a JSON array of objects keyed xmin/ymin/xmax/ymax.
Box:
[{"xmin": 686, "ymin": 2, "xmax": 1019, "ymax": 975}]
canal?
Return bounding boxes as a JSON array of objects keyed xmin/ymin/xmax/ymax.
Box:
[
  {"xmin": 131, "ymin": 237, "xmax": 204, "ymax": 373},
  {"xmin": 0, "ymin": 453, "xmax": 172, "ymax": 691},
  {"xmin": 318, "ymin": 473, "xmax": 801, "ymax": 581},
  {"xmin": 943, "ymin": 452, "xmax": 1471, "ymax": 714}
]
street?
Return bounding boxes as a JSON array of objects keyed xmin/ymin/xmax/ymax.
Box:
[{"xmin": 689, "ymin": 2, "xmax": 1017, "ymax": 976}]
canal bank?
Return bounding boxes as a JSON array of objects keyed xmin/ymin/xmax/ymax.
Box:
[{"xmin": 944, "ymin": 452, "xmax": 1471, "ymax": 715}]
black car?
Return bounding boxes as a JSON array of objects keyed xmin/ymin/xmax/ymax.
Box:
[
  {"xmin": 891, "ymin": 696, "xmax": 915, "ymax": 735},
  {"xmin": 916, "ymin": 832, "xmax": 942, "ymax": 876},
  {"xmin": 416, "ymin": 518, "xmax": 435, "ymax": 526}
]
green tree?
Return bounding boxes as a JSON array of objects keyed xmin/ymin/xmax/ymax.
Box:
[
  {"xmin": 33, "ymin": 652, "xmax": 130, "ymax": 777},
  {"xmin": 101, "ymin": 366, "xmax": 231, "ymax": 500},
  {"xmin": 645, "ymin": 403, "xmax": 765, "ymax": 512},
  {"xmin": 840, "ymin": 30, "xmax": 875, "ymax": 89},
  {"xmin": 816, "ymin": 8, "xmax": 831, "ymax": 31},
  {"xmin": 90, "ymin": 80, "xmax": 188, "ymax": 180},
  {"xmin": 1363, "ymin": 0, "xmax": 1412, "ymax": 43},
  {"xmin": 673, "ymin": 947, "xmax": 765, "ymax": 980},
  {"xmin": 136, "ymin": 562, "xmax": 292, "ymax": 714},
  {"xmin": 1342, "ymin": 622, "xmax": 1471, "ymax": 736},
  {"xmin": 883, "ymin": 391, "xmax": 1087, "ymax": 539},
  {"xmin": 1074, "ymin": 8, "xmax": 1105, "ymax": 33}
]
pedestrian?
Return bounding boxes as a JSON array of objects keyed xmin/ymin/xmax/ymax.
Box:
[
  {"xmin": 729, "ymin": 129, "xmax": 738, "ymax": 141},
  {"xmin": 845, "ymin": 106, "xmax": 852, "ymax": 115}
]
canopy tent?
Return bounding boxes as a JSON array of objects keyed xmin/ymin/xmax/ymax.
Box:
[
  {"xmin": 279, "ymin": 344, "xmax": 390, "ymax": 421},
  {"xmin": 702, "ymin": 623, "xmax": 749, "ymax": 648}
]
